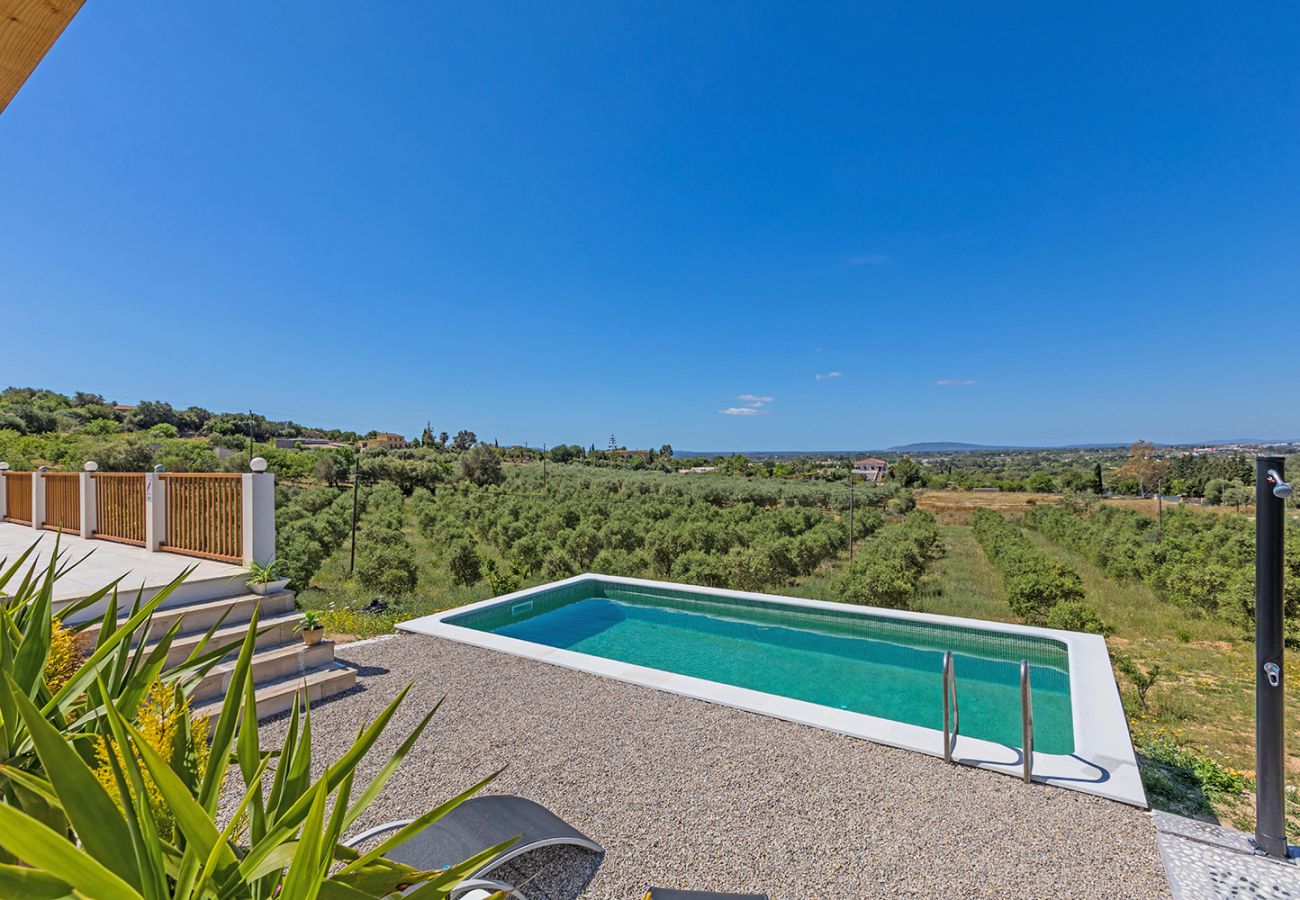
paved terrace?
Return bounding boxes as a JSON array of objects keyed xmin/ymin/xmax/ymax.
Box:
[
  {"xmin": 258, "ymin": 635, "xmax": 1172, "ymax": 899},
  {"xmin": 0, "ymin": 522, "xmax": 243, "ymax": 603}
]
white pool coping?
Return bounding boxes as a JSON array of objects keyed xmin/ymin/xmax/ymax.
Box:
[{"xmin": 398, "ymin": 573, "xmax": 1146, "ymax": 807}]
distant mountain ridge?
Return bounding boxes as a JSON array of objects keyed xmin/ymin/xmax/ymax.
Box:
[
  {"xmin": 886, "ymin": 441, "xmax": 1007, "ymax": 452},
  {"xmin": 672, "ymin": 438, "xmax": 1298, "ymax": 458}
]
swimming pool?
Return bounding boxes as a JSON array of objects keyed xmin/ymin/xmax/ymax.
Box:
[{"xmin": 400, "ymin": 574, "xmax": 1144, "ymax": 806}]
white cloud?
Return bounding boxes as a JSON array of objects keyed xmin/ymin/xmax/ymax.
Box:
[
  {"xmin": 737, "ymin": 393, "xmax": 773, "ymax": 408},
  {"xmin": 720, "ymin": 407, "xmax": 769, "ymax": 416},
  {"xmin": 935, "ymin": 379, "xmax": 976, "ymax": 386},
  {"xmin": 815, "ymin": 371, "xmax": 843, "ymax": 381},
  {"xmin": 845, "ymin": 253, "xmax": 890, "ymax": 267}
]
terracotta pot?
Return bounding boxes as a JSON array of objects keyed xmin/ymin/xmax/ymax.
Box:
[
  {"xmin": 250, "ymin": 578, "xmax": 290, "ymax": 595},
  {"xmin": 302, "ymin": 627, "xmax": 324, "ymax": 646}
]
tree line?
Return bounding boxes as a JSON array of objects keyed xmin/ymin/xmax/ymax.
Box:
[
  {"xmin": 971, "ymin": 507, "xmax": 1109, "ymax": 634},
  {"xmin": 1022, "ymin": 501, "xmax": 1300, "ymax": 634}
]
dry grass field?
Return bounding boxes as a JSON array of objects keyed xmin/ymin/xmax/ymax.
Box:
[{"xmin": 916, "ymin": 489, "xmax": 1059, "ymax": 524}]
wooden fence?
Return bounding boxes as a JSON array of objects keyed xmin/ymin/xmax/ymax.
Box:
[
  {"xmin": 93, "ymin": 472, "xmax": 146, "ymax": 546},
  {"xmin": 3, "ymin": 471, "xmax": 33, "ymax": 524},
  {"xmin": 161, "ymin": 473, "xmax": 242, "ymax": 563},
  {"xmin": 41, "ymin": 472, "xmax": 80, "ymax": 534}
]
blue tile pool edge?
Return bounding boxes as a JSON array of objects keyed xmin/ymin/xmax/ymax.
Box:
[{"xmin": 398, "ymin": 573, "xmax": 1146, "ymax": 808}]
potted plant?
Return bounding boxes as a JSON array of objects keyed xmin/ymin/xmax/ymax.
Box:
[
  {"xmin": 300, "ymin": 609, "xmax": 325, "ymax": 645},
  {"xmin": 246, "ymin": 558, "xmax": 290, "ymax": 595}
]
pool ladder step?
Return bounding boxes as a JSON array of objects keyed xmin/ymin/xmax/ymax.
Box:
[
  {"xmin": 940, "ymin": 652, "xmax": 1034, "ymax": 784},
  {"xmin": 1020, "ymin": 660, "xmax": 1034, "ymax": 784},
  {"xmin": 942, "ymin": 650, "xmax": 959, "ymax": 763}
]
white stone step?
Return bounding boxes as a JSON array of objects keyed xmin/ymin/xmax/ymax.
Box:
[
  {"xmin": 149, "ymin": 591, "xmax": 296, "ymax": 639},
  {"xmin": 164, "ymin": 610, "xmax": 304, "ymax": 668},
  {"xmin": 191, "ymin": 640, "xmax": 338, "ymax": 703},
  {"xmin": 83, "ymin": 591, "xmax": 296, "ymax": 643},
  {"xmin": 57, "ymin": 572, "xmax": 255, "ymax": 626},
  {"xmin": 193, "ymin": 662, "xmax": 358, "ymax": 725}
]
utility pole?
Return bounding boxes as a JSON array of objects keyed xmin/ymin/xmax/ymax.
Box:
[
  {"xmin": 247, "ymin": 409, "xmax": 254, "ymax": 459},
  {"xmin": 1156, "ymin": 482, "xmax": 1164, "ymax": 539},
  {"xmin": 543, "ymin": 443, "xmax": 547, "ymax": 492},
  {"xmin": 848, "ymin": 470, "xmax": 855, "ymax": 562},
  {"xmin": 1254, "ymin": 456, "xmax": 1292, "ymax": 860},
  {"xmin": 349, "ymin": 445, "xmax": 361, "ymax": 575}
]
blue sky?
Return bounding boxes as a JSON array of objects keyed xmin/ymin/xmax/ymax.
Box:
[{"xmin": 3, "ymin": 3, "xmax": 1298, "ymax": 449}]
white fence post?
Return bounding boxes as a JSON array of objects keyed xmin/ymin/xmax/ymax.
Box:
[
  {"xmin": 31, "ymin": 466, "xmax": 46, "ymax": 531},
  {"xmin": 145, "ymin": 466, "xmax": 165, "ymax": 552},
  {"xmin": 0, "ymin": 464, "xmax": 7, "ymax": 517},
  {"xmin": 241, "ymin": 459, "xmax": 276, "ymax": 565},
  {"xmin": 79, "ymin": 462, "xmax": 97, "ymax": 540}
]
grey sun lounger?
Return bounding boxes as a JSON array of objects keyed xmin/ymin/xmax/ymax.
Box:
[{"xmin": 344, "ymin": 794, "xmax": 603, "ymax": 898}]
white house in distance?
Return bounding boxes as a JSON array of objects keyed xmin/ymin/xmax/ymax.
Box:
[{"xmin": 852, "ymin": 457, "xmax": 888, "ymax": 482}]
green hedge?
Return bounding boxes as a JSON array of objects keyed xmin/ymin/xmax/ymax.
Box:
[
  {"xmin": 1023, "ymin": 501, "xmax": 1300, "ymax": 628},
  {"xmin": 831, "ymin": 510, "xmax": 943, "ymax": 610},
  {"xmin": 971, "ymin": 508, "xmax": 1085, "ymax": 624}
]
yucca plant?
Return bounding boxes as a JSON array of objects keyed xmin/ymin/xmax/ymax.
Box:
[
  {"xmin": 244, "ymin": 559, "xmax": 283, "ymax": 585},
  {"xmin": 0, "ymin": 611, "xmax": 509, "ymax": 898},
  {"xmin": 0, "ymin": 539, "xmax": 237, "ymax": 839}
]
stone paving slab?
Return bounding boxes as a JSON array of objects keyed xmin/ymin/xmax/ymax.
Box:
[
  {"xmin": 0, "ymin": 522, "xmax": 243, "ymax": 600},
  {"xmin": 1155, "ymin": 811, "xmax": 1300, "ymax": 899}
]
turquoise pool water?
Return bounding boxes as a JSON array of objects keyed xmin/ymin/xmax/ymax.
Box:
[{"xmin": 447, "ymin": 580, "xmax": 1074, "ymax": 754}]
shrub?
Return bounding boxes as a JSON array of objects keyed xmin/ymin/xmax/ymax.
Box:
[
  {"xmin": 591, "ymin": 548, "xmax": 647, "ymax": 577},
  {"xmin": 459, "ymin": 444, "xmax": 505, "ymax": 486},
  {"xmin": 1023, "ymin": 500, "xmax": 1300, "ymax": 635},
  {"xmin": 1114, "ymin": 654, "xmax": 1163, "ymax": 711},
  {"xmin": 543, "ymin": 550, "xmax": 579, "ymax": 579},
  {"xmin": 1002, "ymin": 561, "xmax": 1085, "ymax": 622},
  {"xmin": 972, "ymin": 508, "xmax": 1085, "ymax": 624},
  {"xmin": 483, "ymin": 557, "xmax": 528, "ymax": 594},
  {"xmin": 511, "ymin": 533, "xmax": 551, "ymax": 573},
  {"xmin": 355, "ymin": 532, "xmax": 419, "ymax": 596},
  {"xmin": 275, "ymin": 484, "xmax": 365, "ymax": 589},
  {"xmin": 359, "ymin": 454, "xmax": 445, "ymax": 494},
  {"xmin": 1134, "ymin": 729, "xmax": 1251, "ymax": 817},
  {"xmin": 277, "ymin": 523, "xmax": 326, "ymax": 590},
  {"xmin": 0, "ymin": 539, "xmax": 232, "ymax": 846},
  {"xmin": 835, "ymin": 556, "xmax": 918, "ymax": 609},
  {"xmin": 93, "ymin": 680, "xmax": 211, "ymax": 843},
  {"xmin": 728, "ymin": 546, "xmax": 779, "ymax": 593},
  {"xmin": 318, "ymin": 603, "xmax": 399, "ymax": 638},
  {"xmin": 886, "ymin": 491, "xmax": 917, "ymax": 515},
  {"xmin": 368, "ymin": 480, "xmax": 405, "ymax": 509},
  {"xmin": 448, "ymin": 539, "xmax": 483, "ymax": 586},
  {"xmin": 44, "ymin": 621, "xmax": 85, "ymax": 694},
  {"xmin": 1045, "ymin": 600, "xmax": 1111, "ymax": 635},
  {"xmin": 831, "ymin": 511, "xmax": 943, "ymax": 610},
  {"xmin": 670, "ymin": 550, "xmax": 730, "ymax": 587},
  {"xmin": 0, "ymin": 617, "xmax": 506, "ymax": 898}
]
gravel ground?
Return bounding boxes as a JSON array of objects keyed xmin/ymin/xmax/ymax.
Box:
[{"xmin": 248, "ymin": 635, "xmax": 1170, "ymax": 900}]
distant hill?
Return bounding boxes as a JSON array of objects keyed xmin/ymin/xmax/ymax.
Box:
[
  {"xmin": 665, "ymin": 438, "xmax": 1300, "ymax": 460},
  {"xmin": 886, "ymin": 441, "xmax": 1007, "ymax": 452}
]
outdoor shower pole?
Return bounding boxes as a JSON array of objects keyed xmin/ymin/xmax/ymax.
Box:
[{"xmin": 1255, "ymin": 455, "xmax": 1289, "ymax": 859}]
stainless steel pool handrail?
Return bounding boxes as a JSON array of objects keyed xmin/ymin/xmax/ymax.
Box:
[
  {"xmin": 942, "ymin": 651, "xmax": 959, "ymax": 763},
  {"xmin": 1020, "ymin": 659, "xmax": 1034, "ymax": 784}
]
